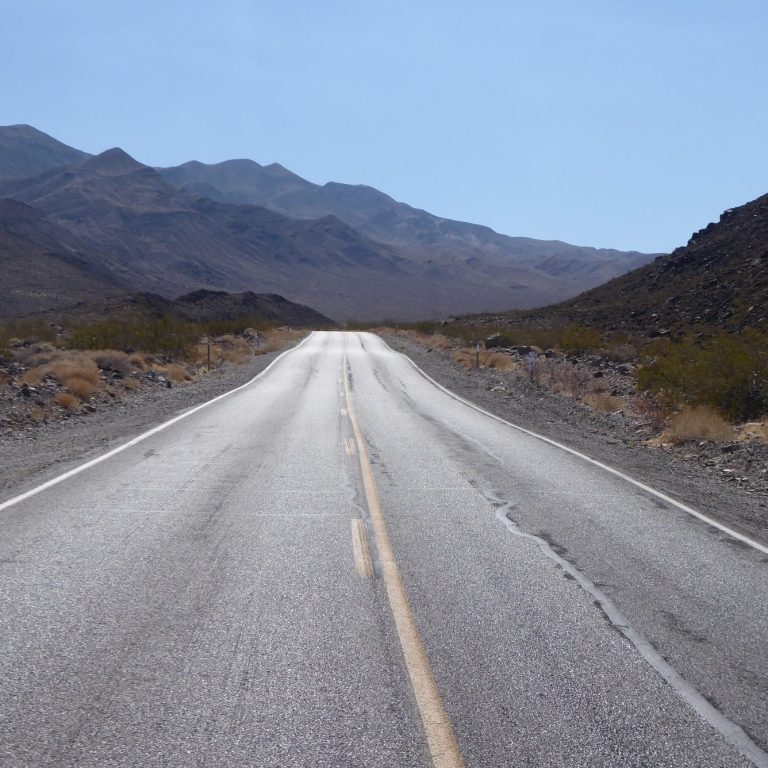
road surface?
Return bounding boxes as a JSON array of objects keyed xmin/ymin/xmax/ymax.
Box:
[{"xmin": 1, "ymin": 331, "xmax": 767, "ymax": 767}]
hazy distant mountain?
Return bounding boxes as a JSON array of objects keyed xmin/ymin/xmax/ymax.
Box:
[
  {"xmin": 475, "ymin": 192, "xmax": 768, "ymax": 336},
  {"xmin": 0, "ymin": 199, "xmax": 124, "ymax": 317},
  {"xmin": 158, "ymin": 158, "xmax": 656, "ymax": 287},
  {"xmin": 0, "ymin": 144, "xmax": 594, "ymax": 320},
  {"xmin": 0, "ymin": 125, "xmax": 660, "ymax": 320},
  {"xmin": 0, "ymin": 125, "xmax": 91, "ymax": 181}
]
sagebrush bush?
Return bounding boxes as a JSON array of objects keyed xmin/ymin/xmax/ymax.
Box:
[
  {"xmin": 92, "ymin": 350, "xmax": 133, "ymax": 375},
  {"xmin": 54, "ymin": 392, "xmax": 77, "ymax": 408},
  {"xmin": 66, "ymin": 376, "xmax": 97, "ymax": 401},
  {"xmin": 486, "ymin": 352, "xmax": 516, "ymax": 371},
  {"xmin": 667, "ymin": 406, "xmax": 733, "ymax": 442},
  {"xmin": 583, "ymin": 393, "xmax": 624, "ymax": 412},
  {"xmin": 638, "ymin": 330, "xmax": 768, "ymax": 421}
]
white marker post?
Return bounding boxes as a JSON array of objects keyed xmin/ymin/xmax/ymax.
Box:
[{"xmin": 528, "ymin": 350, "xmax": 536, "ymax": 382}]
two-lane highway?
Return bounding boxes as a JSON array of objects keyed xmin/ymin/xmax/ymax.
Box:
[{"xmin": 1, "ymin": 331, "xmax": 766, "ymax": 767}]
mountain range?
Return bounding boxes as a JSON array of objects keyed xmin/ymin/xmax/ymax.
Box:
[{"xmin": 0, "ymin": 124, "xmax": 658, "ymax": 321}]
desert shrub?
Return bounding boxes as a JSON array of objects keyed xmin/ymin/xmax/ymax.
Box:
[
  {"xmin": 65, "ymin": 376, "xmax": 97, "ymax": 401},
  {"xmin": 0, "ymin": 318, "xmax": 57, "ymax": 344},
  {"xmin": 123, "ymin": 378, "xmax": 140, "ymax": 391},
  {"xmin": 49, "ymin": 359, "xmax": 101, "ymax": 387},
  {"xmin": 54, "ymin": 392, "xmax": 77, "ymax": 408},
  {"xmin": 583, "ymin": 393, "xmax": 624, "ymax": 412},
  {"xmin": 202, "ymin": 316, "xmax": 271, "ymax": 336},
  {"xmin": 667, "ymin": 406, "xmax": 733, "ymax": 442},
  {"xmin": 541, "ymin": 360, "xmax": 589, "ymax": 397},
  {"xmin": 560, "ymin": 325, "xmax": 603, "ymax": 353},
  {"xmin": 161, "ymin": 363, "xmax": 192, "ymax": 382},
  {"xmin": 739, "ymin": 420, "xmax": 768, "ymax": 441},
  {"xmin": 638, "ymin": 330, "xmax": 768, "ymax": 421},
  {"xmin": 20, "ymin": 367, "xmax": 45, "ymax": 385},
  {"xmin": 486, "ymin": 352, "xmax": 516, "ymax": 371},
  {"xmin": 0, "ymin": 371, "xmax": 9, "ymax": 388},
  {"xmin": 68, "ymin": 318, "xmax": 199, "ymax": 359},
  {"xmin": 91, "ymin": 350, "xmax": 133, "ymax": 376},
  {"xmin": 128, "ymin": 353, "xmax": 147, "ymax": 370},
  {"xmin": 633, "ymin": 393, "xmax": 667, "ymax": 430}
]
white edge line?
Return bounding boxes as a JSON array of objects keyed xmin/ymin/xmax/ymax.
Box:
[
  {"xmin": 0, "ymin": 333, "xmax": 314, "ymax": 514},
  {"xmin": 495, "ymin": 508, "xmax": 768, "ymax": 768},
  {"xmin": 375, "ymin": 333, "xmax": 768, "ymax": 557}
]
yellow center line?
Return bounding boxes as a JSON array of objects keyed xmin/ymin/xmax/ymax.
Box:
[{"xmin": 342, "ymin": 350, "xmax": 465, "ymax": 768}]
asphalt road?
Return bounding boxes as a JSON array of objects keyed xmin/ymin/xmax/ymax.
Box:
[{"xmin": 1, "ymin": 331, "xmax": 767, "ymax": 767}]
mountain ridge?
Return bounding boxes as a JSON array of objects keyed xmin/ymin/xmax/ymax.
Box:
[{"xmin": 0, "ymin": 125, "xmax": 659, "ymax": 320}]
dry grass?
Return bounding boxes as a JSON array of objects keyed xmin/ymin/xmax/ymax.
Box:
[
  {"xmin": 0, "ymin": 371, "xmax": 9, "ymax": 388},
  {"xmin": 128, "ymin": 353, "xmax": 147, "ymax": 370},
  {"xmin": 92, "ymin": 350, "xmax": 133, "ymax": 376},
  {"xmin": 54, "ymin": 392, "xmax": 77, "ymax": 409},
  {"xmin": 583, "ymin": 393, "xmax": 624, "ymax": 412},
  {"xmin": 454, "ymin": 348, "xmax": 482, "ymax": 369},
  {"xmin": 424, "ymin": 334, "xmax": 455, "ymax": 351},
  {"xmin": 538, "ymin": 360, "xmax": 589, "ymax": 397},
  {"xmin": 160, "ymin": 363, "xmax": 192, "ymax": 383},
  {"xmin": 486, "ymin": 352, "xmax": 516, "ymax": 371},
  {"xmin": 66, "ymin": 376, "xmax": 97, "ymax": 401},
  {"xmin": 666, "ymin": 406, "xmax": 733, "ymax": 442},
  {"xmin": 123, "ymin": 378, "xmax": 140, "ymax": 391},
  {"xmin": 738, "ymin": 420, "xmax": 768, "ymax": 442},
  {"xmin": 452, "ymin": 348, "xmax": 518, "ymax": 371}
]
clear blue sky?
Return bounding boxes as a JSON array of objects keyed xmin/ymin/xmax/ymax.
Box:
[{"xmin": 3, "ymin": 1, "xmax": 767, "ymax": 253}]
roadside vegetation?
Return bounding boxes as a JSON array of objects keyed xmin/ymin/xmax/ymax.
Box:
[
  {"xmin": 0, "ymin": 315, "xmax": 303, "ymax": 427},
  {"xmin": 348, "ymin": 318, "xmax": 768, "ymax": 444}
]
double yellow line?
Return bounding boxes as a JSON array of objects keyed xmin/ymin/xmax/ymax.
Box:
[{"xmin": 343, "ymin": 352, "xmax": 465, "ymax": 768}]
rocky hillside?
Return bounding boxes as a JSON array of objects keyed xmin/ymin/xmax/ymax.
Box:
[
  {"xmin": 0, "ymin": 199, "xmax": 125, "ymax": 317},
  {"xmin": 39, "ymin": 289, "xmax": 333, "ymax": 328},
  {"xmin": 471, "ymin": 192, "xmax": 768, "ymax": 336}
]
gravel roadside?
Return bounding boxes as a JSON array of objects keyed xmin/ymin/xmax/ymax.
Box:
[
  {"xmin": 2, "ymin": 331, "xmax": 766, "ymax": 549},
  {"xmin": 0, "ymin": 344, "xmax": 298, "ymax": 500},
  {"xmin": 383, "ymin": 334, "xmax": 768, "ymax": 548}
]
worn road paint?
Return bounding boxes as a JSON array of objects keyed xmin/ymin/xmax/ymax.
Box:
[
  {"xmin": 351, "ymin": 518, "xmax": 374, "ymax": 578},
  {"xmin": 344, "ymin": 437, "xmax": 356, "ymax": 456},
  {"xmin": 343, "ymin": 350, "xmax": 465, "ymax": 768}
]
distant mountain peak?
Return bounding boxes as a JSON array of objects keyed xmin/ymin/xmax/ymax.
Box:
[
  {"xmin": 0, "ymin": 124, "xmax": 91, "ymax": 181},
  {"xmin": 80, "ymin": 147, "xmax": 145, "ymax": 175}
]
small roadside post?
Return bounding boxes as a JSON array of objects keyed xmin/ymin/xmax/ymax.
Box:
[
  {"xmin": 476, "ymin": 343, "xmax": 481, "ymax": 369},
  {"xmin": 207, "ymin": 338, "xmax": 211, "ymax": 372},
  {"xmin": 528, "ymin": 350, "xmax": 536, "ymax": 382}
]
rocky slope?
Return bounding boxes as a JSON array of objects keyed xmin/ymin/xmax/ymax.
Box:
[
  {"xmin": 472, "ymin": 192, "xmax": 768, "ymax": 336},
  {"xmin": 35, "ymin": 289, "xmax": 333, "ymax": 328},
  {"xmin": 0, "ymin": 199, "xmax": 125, "ymax": 317}
]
